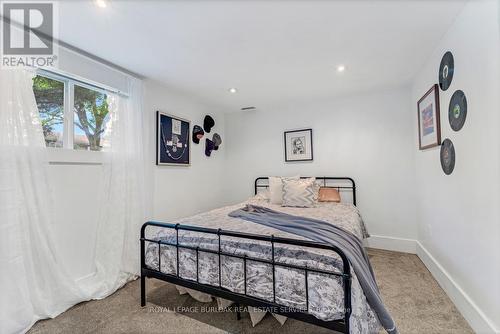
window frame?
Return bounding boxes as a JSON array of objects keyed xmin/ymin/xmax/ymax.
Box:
[{"xmin": 34, "ymin": 69, "xmax": 121, "ymax": 163}]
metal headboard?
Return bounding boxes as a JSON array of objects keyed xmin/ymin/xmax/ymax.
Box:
[{"xmin": 254, "ymin": 176, "xmax": 356, "ymax": 206}]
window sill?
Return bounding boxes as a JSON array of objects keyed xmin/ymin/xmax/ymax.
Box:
[{"xmin": 47, "ymin": 147, "xmax": 105, "ymax": 165}]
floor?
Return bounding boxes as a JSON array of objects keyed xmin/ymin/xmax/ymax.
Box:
[{"xmin": 29, "ymin": 249, "xmax": 473, "ymax": 334}]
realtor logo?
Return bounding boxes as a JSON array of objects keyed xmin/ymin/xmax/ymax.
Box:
[{"xmin": 1, "ymin": 1, "xmax": 58, "ymax": 68}]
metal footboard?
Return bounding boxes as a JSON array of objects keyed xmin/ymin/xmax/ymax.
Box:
[{"xmin": 140, "ymin": 221, "xmax": 352, "ymax": 333}]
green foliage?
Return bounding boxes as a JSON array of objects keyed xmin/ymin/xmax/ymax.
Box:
[
  {"xmin": 33, "ymin": 76, "xmax": 64, "ymax": 141},
  {"xmin": 74, "ymin": 85, "xmax": 109, "ymax": 150},
  {"xmin": 33, "ymin": 75, "xmax": 110, "ymax": 150}
]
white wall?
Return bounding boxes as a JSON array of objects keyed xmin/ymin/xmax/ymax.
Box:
[
  {"xmin": 224, "ymin": 87, "xmax": 418, "ymax": 240},
  {"xmin": 411, "ymin": 0, "xmax": 500, "ymax": 331},
  {"xmin": 49, "ymin": 53, "xmax": 228, "ymax": 281},
  {"xmin": 57, "ymin": 47, "xmax": 129, "ymax": 93},
  {"xmin": 144, "ymin": 79, "xmax": 227, "ymax": 221},
  {"xmin": 46, "ymin": 2, "xmax": 500, "ymax": 330}
]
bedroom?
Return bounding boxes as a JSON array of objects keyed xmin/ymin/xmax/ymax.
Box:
[{"xmin": 0, "ymin": 0, "xmax": 499, "ymax": 333}]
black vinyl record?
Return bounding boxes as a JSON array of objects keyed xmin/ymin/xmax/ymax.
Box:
[
  {"xmin": 448, "ymin": 90, "xmax": 467, "ymax": 131},
  {"xmin": 440, "ymin": 139, "xmax": 455, "ymax": 175},
  {"xmin": 439, "ymin": 51, "xmax": 454, "ymax": 91}
]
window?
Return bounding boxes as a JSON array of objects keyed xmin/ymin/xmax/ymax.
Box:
[
  {"xmin": 74, "ymin": 85, "xmax": 110, "ymax": 151},
  {"xmin": 32, "ymin": 73, "xmax": 111, "ymax": 152},
  {"xmin": 33, "ymin": 76, "xmax": 64, "ymax": 148}
]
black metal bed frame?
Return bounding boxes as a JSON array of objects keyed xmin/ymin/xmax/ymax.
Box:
[
  {"xmin": 255, "ymin": 176, "xmax": 356, "ymax": 206},
  {"xmin": 141, "ymin": 177, "xmax": 357, "ymax": 333}
]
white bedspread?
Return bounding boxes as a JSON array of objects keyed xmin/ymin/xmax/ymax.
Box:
[{"xmin": 144, "ymin": 198, "xmax": 381, "ymax": 333}]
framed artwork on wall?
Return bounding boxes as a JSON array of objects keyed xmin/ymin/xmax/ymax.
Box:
[
  {"xmin": 417, "ymin": 84, "xmax": 441, "ymax": 150},
  {"xmin": 284, "ymin": 128, "xmax": 313, "ymax": 162},
  {"xmin": 156, "ymin": 111, "xmax": 191, "ymax": 166}
]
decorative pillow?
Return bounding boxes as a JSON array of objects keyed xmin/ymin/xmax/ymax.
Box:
[
  {"xmin": 300, "ymin": 177, "xmax": 319, "ymax": 201},
  {"xmin": 282, "ymin": 178, "xmax": 316, "ymax": 208},
  {"xmin": 318, "ymin": 187, "xmax": 341, "ymax": 202},
  {"xmin": 268, "ymin": 175, "xmax": 299, "ymax": 204},
  {"xmin": 313, "ymin": 182, "xmax": 321, "ymax": 201}
]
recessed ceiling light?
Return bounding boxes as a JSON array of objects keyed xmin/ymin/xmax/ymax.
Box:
[
  {"xmin": 228, "ymin": 88, "xmax": 238, "ymax": 94},
  {"xmin": 95, "ymin": 0, "xmax": 107, "ymax": 8},
  {"xmin": 336, "ymin": 64, "xmax": 346, "ymax": 73}
]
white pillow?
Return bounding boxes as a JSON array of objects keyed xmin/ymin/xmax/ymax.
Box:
[
  {"xmin": 268, "ymin": 175, "xmax": 299, "ymax": 204},
  {"xmin": 298, "ymin": 177, "xmax": 320, "ymax": 201},
  {"xmin": 282, "ymin": 178, "xmax": 316, "ymax": 208},
  {"xmin": 277, "ymin": 177, "xmax": 319, "ymax": 201}
]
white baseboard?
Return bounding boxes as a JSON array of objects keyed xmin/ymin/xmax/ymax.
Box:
[
  {"xmin": 364, "ymin": 235, "xmax": 417, "ymax": 254},
  {"xmin": 416, "ymin": 242, "xmax": 499, "ymax": 334},
  {"xmin": 77, "ymin": 237, "xmax": 498, "ymax": 333},
  {"xmin": 363, "ymin": 235, "xmax": 498, "ymax": 333}
]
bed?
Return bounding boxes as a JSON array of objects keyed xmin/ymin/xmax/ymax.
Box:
[{"xmin": 140, "ymin": 177, "xmax": 382, "ymax": 333}]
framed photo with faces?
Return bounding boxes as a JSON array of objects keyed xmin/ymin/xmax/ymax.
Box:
[{"xmin": 284, "ymin": 128, "xmax": 313, "ymax": 162}]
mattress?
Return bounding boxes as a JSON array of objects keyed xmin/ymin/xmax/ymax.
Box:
[{"xmin": 144, "ymin": 197, "xmax": 381, "ymax": 333}]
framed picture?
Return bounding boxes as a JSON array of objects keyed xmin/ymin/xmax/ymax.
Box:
[
  {"xmin": 156, "ymin": 111, "xmax": 191, "ymax": 166},
  {"xmin": 284, "ymin": 128, "xmax": 313, "ymax": 162},
  {"xmin": 417, "ymin": 84, "xmax": 441, "ymax": 150}
]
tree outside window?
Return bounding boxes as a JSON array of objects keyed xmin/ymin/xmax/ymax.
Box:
[
  {"xmin": 33, "ymin": 76, "xmax": 64, "ymax": 148},
  {"xmin": 32, "ymin": 74, "xmax": 111, "ymax": 151},
  {"xmin": 74, "ymin": 85, "xmax": 110, "ymax": 151}
]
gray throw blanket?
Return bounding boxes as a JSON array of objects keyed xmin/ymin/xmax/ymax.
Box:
[{"xmin": 228, "ymin": 204, "xmax": 397, "ymax": 334}]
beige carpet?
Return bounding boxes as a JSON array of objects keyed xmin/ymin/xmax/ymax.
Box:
[{"xmin": 29, "ymin": 249, "xmax": 473, "ymax": 334}]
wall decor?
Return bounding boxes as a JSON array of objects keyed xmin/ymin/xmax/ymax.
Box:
[
  {"xmin": 192, "ymin": 125, "xmax": 204, "ymax": 144},
  {"xmin": 448, "ymin": 90, "xmax": 467, "ymax": 131},
  {"xmin": 417, "ymin": 84, "xmax": 441, "ymax": 150},
  {"xmin": 212, "ymin": 133, "xmax": 222, "ymax": 150},
  {"xmin": 284, "ymin": 128, "xmax": 313, "ymax": 162},
  {"xmin": 438, "ymin": 51, "xmax": 454, "ymax": 91},
  {"xmin": 156, "ymin": 111, "xmax": 190, "ymax": 166},
  {"xmin": 440, "ymin": 138, "xmax": 455, "ymax": 175},
  {"xmin": 203, "ymin": 115, "xmax": 215, "ymax": 133},
  {"xmin": 205, "ymin": 134, "xmax": 222, "ymax": 157},
  {"xmin": 205, "ymin": 138, "xmax": 215, "ymax": 157}
]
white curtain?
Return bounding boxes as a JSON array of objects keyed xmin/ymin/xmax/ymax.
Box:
[
  {"xmin": 0, "ymin": 69, "xmax": 84, "ymax": 333},
  {"xmin": 0, "ymin": 70, "xmax": 149, "ymax": 333},
  {"xmin": 79, "ymin": 77, "xmax": 149, "ymax": 298}
]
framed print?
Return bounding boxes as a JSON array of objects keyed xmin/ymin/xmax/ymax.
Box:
[
  {"xmin": 156, "ymin": 111, "xmax": 191, "ymax": 166},
  {"xmin": 284, "ymin": 128, "xmax": 313, "ymax": 162},
  {"xmin": 417, "ymin": 84, "xmax": 441, "ymax": 150}
]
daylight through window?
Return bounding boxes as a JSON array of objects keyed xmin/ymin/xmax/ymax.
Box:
[
  {"xmin": 32, "ymin": 73, "xmax": 112, "ymax": 151},
  {"xmin": 33, "ymin": 76, "xmax": 64, "ymax": 148}
]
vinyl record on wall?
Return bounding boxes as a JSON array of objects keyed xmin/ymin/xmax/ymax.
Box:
[
  {"xmin": 440, "ymin": 138, "xmax": 455, "ymax": 175},
  {"xmin": 438, "ymin": 51, "xmax": 454, "ymax": 91},
  {"xmin": 448, "ymin": 90, "xmax": 467, "ymax": 131}
]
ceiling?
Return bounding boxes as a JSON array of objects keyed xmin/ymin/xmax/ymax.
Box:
[{"xmin": 57, "ymin": 0, "xmax": 466, "ymax": 111}]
